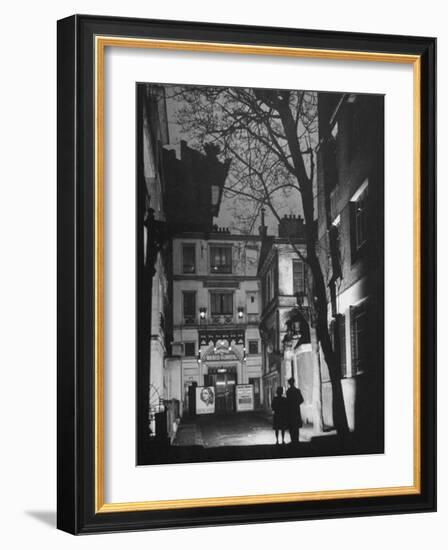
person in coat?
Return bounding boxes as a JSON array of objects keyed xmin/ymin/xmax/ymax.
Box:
[
  {"xmin": 271, "ymin": 386, "xmax": 288, "ymax": 444},
  {"xmin": 286, "ymin": 377, "xmax": 304, "ymax": 445}
]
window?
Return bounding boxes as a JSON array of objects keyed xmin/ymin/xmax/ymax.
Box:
[
  {"xmin": 210, "ymin": 246, "xmax": 232, "ymax": 273},
  {"xmin": 345, "ymin": 98, "xmax": 361, "ymax": 162},
  {"xmin": 210, "ymin": 291, "xmax": 233, "ymax": 315},
  {"xmin": 183, "ymin": 291, "xmax": 196, "ymax": 321},
  {"xmin": 350, "ymin": 182, "xmax": 369, "ymax": 260},
  {"xmin": 329, "ymin": 217, "xmax": 342, "ymax": 281},
  {"xmin": 182, "ymin": 244, "xmax": 196, "ymax": 273},
  {"xmin": 323, "ymin": 123, "xmax": 339, "ymax": 193},
  {"xmin": 266, "ymin": 272, "xmax": 272, "ymax": 304},
  {"xmin": 339, "ymin": 314, "xmax": 347, "ymax": 378},
  {"xmin": 248, "ymin": 340, "xmax": 259, "ymax": 355},
  {"xmin": 246, "ymin": 292, "xmax": 258, "ymax": 314},
  {"xmin": 354, "ymin": 191, "xmax": 368, "ymax": 248},
  {"xmin": 264, "ymin": 266, "xmax": 275, "ymax": 306},
  {"xmin": 350, "ymin": 301, "xmax": 368, "ymax": 375},
  {"xmin": 184, "ymin": 342, "xmax": 196, "ymax": 357},
  {"xmin": 292, "ymin": 259, "xmax": 306, "ymax": 295}
]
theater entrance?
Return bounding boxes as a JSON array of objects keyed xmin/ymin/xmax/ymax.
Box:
[{"xmin": 204, "ymin": 367, "xmax": 237, "ymax": 414}]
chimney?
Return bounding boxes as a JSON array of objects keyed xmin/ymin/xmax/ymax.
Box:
[
  {"xmin": 278, "ymin": 214, "xmax": 305, "ymax": 239},
  {"xmin": 258, "ymin": 207, "xmax": 267, "ymax": 237}
]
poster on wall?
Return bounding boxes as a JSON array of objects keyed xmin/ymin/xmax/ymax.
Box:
[
  {"xmin": 236, "ymin": 384, "xmax": 254, "ymax": 412},
  {"xmin": 196, "ymin": 386, "xmax": 215, "ymax": 414}
]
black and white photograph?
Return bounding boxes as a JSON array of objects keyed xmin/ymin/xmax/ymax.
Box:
[{"xmin": 136, "ymin": 83, "xmax": 384, "ymax": 466}]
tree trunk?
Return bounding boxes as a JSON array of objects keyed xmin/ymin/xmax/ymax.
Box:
[
  {"xmin": 310, "ymin": 326, "xmax": 324, "ymax": 434},
  {"xmin": 276, "ymin": 98, "xmax": 349, "ymax": 436},
  {"xmin": 308, "ymin": 252, "xmax": 349, "ymax": 435}
]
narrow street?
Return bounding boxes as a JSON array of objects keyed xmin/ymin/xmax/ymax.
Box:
[
  {"xmin": 140, "ymin": 411, "xmax": 374, "ymax": 466},
  {"xmin": 173, "ymin": 411, "xmax": 315, "ymax": 447}
]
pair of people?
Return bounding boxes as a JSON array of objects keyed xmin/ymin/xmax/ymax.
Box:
[{"xmin": 271, "ymin": 377, "xmax": 304, "ymax": 445}]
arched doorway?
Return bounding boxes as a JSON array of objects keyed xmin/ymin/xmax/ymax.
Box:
[{"xmin": 202, "ymin": 343, "xmax": 243, "ymax": 414}]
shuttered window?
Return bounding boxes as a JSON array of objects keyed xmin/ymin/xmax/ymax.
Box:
[
  {"xmin": 339, "ymin": 314, "xmax": 347, "ymax": 378},
  {"xmin": 210, "ymin": 246, "xmax": 232, "ymax": 273},
  {"xmin": 350, "ymin": 182, "xmax": 369, "ymax": 263},
  {"xmin": 183, "ymin": 291, "xmax": 196, "ymax": 318},
  {"xmin": 292, "ymin": 259, "xmax": 305, "ymax": 295},
  {"xmin": 350, "ymin": 301, "xmax": 368, "ymax": 375},
  {"xmin": 182, "ymin": 244, "xmax": 196, "ymax": 273},
  {"xmin": 210, "ymin": 292, "xmax": 233, "ymax": 315},
  {"xmin": 184, "ymin": 342, "xmax": 196, "ymax": 357}
]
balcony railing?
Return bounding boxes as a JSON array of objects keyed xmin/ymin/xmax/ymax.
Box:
[
  {"xmin": 210, "ymin": 314, "xmax": 234, "ymax": 325},
  {"xmin": 182, "ymin": 314, "xmax": 258, "ymax": 326}
]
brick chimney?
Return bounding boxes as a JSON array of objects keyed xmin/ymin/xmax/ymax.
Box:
[
  {"xmin": 278, "ymin": 214, "xmax": 305, "ymax": 239},
  {"xmin": 258, "ymin": 207, "xmax": 268, "ymax": 237}
]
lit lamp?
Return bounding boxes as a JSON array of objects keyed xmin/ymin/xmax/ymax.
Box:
[
  {"xmin": 199, "ymin": 307, "xmax": 207, "ymax": 320},
  {"xmin": 197, "ymin": 352, "xmax": 201, "ymax": 364},
  {"xmin": 237, "ymin": 307, "xmax": 244, "ymax": 319},
  {"xmin": 285, "ymin": 319, "xmax": 301, "ymax": 339}
]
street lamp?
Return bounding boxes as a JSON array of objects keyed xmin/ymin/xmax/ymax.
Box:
[
  {"xmin": 237, "ymin": 307, "xmax": 244, "ymax": 319},
  {"xmin": 285, "ymin": 318, "xmax": 302, "ymax": 340},
  {"xmin": 294, "ymin": 291, "xmax": 306, "ymax": 308},
  {"xmin": 199, "ymin": 307, "xmax": 207, "ymax": 320}
]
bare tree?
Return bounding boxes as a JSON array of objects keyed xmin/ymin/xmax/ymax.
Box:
[{"xmin": 172, "ymin": 85, "xmax": 349, "ymax": 435}]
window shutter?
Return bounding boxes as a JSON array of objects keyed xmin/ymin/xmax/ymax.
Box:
[
  {"xmin": 338, "ymin": 313, "xmax": 347, "ymax": 378},
  {"xmin": 349, "ymin": 202, "xmax": 356, "ymax": 263},
  {"xmin": 223, "ymin": 293, "xmax": 233, "ymax": 314},
  {"xmin": 350, "ymin": 305, "xmax": 357, "ymax": 373}
]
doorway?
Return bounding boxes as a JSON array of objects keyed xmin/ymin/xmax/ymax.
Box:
[{"xmin": 204, "ymin": 369, "xmax": 236, "ymax": 413}]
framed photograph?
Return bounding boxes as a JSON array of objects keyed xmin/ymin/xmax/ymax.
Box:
[{"xmin": 57, "ymin": 14, "xmax": 436, "ymax": 534}]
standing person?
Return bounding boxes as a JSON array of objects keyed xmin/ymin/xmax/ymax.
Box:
[
  {"xmin": 271, "ymin": 387, "xmax": 288, "ymax": 445},
  {"xmin": 286, "ymin": 377, "xmax": 304, "ymax": 445}
]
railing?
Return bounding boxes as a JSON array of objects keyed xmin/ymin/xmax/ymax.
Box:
[
  {"xmin": 210, "ymin": 314, "xmax": 234, "ymax": 325},
  {"xmin": 149, "ymin": 398, "xmax": 180, "ymax": 443},
  {"xmin": 182, "ymin": 314, "xmax": 258, "ymax": 326}
]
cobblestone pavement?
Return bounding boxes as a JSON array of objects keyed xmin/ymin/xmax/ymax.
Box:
[{"xmin": 173, "ymin": 411, "xmax": 315, "ymax": 447}]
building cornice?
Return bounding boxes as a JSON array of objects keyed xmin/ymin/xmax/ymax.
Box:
[
  {"xmin": 173, "ymin": 275, "xmax": 259, "ymax": 283},
  {"xmin": 172, "ymin": 232, "xmax": 262, "ymax": 242}
]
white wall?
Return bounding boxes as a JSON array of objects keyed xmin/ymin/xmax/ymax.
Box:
[{"xmin": 0, "ymin": 1, "xmax": 444, "ymax": 549}]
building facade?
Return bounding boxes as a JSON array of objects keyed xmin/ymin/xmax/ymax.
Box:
[
  {"xmin": 258, "ymin": 214, "xmax": 319, "ymax": 427},
  {"xmin": 316, "ymin": 91, "xmax": 384, "ymax": 440},
  {"xmin": 137, "ymin": 84, "xmax": 172, "ymax": 449},
  {"xmin": 166, "ymin": 229, "xmax": 263, "ymax": 415}
]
